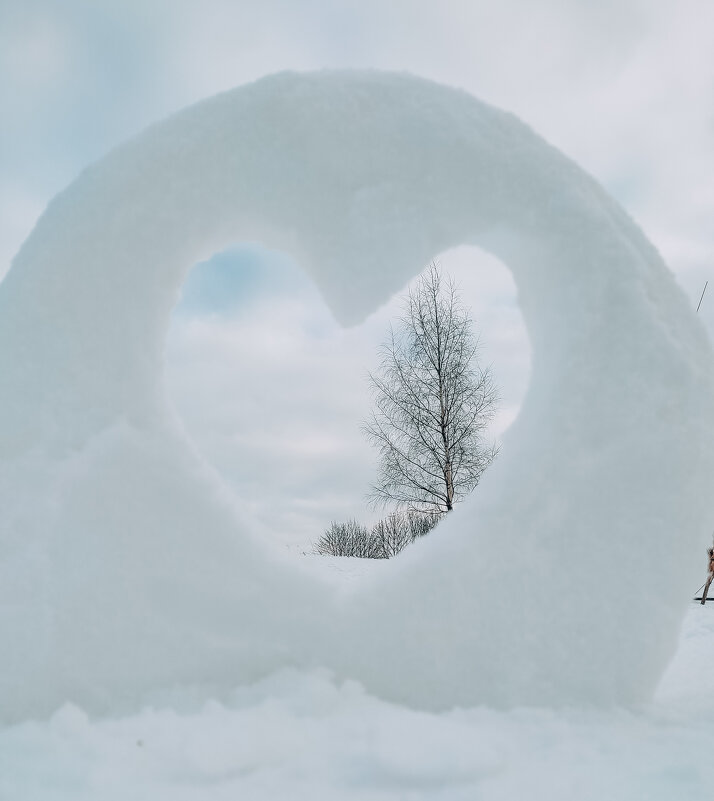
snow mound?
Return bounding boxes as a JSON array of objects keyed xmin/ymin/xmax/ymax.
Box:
[{"xmin": 1, "ymin": 70, "xmax": 713, "ymax": 721}]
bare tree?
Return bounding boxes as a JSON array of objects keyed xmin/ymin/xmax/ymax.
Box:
[{"xmin": 364, "ymin": 263, "xmax": 498, "ymax": 515}]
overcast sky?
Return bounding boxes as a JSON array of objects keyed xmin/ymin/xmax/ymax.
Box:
[{"xmin": 2, "ymin": 0, "xmax": 713, "ymax": 547}]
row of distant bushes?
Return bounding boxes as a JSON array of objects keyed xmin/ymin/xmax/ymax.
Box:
[{"xmin": 315, "ymin": 511, "xmax": 442, "ymax": 559}]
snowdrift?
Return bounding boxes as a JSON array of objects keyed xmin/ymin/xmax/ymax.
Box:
[{"xmin": 1, "ymin": 70, "xmax": 713, "ymax": 721}]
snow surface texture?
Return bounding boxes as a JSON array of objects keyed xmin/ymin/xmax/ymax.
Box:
[
  {"xmin": 3, "ymin": 603, "xmax": 714, "ymax": 800},
  {"xmin": 1, "ymin": 70, "xmax": 713, "ymax": 722}
]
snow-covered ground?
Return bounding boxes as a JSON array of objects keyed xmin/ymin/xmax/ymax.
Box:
[{"xmin": 2, "ymin": 601, "xmax": 713, "ymax": 801}]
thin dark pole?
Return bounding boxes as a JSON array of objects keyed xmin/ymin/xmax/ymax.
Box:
[
  {"xmin": 692, "ymin": 285, "xmax": 710, "ymax": 599},
  {"xmin": 696, "ymin": 281, "xmax": 708, "ymax": 313}
]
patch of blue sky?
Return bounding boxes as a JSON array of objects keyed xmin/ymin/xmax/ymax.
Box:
[{"xmin": 175, "ymin": 243, "xmax": 308, "ymax": 317}]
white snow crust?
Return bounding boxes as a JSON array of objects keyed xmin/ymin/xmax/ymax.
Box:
[
  {"xmin": 1, "ymin": 70, "xmax": 714, "ymax": 722},
  {"xmin": 3, "ymin": 604, "xmax": 714, "ymax": 800}
]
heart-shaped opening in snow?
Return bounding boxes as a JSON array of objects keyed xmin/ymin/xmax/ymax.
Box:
[{"xmin": 165, "ymin": 243, "xmax": 531, "ymax": 552}]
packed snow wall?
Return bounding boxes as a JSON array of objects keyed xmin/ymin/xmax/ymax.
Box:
[{"xmin": 1, "ymin": 71, "xmax": 713, "ymax": 721}]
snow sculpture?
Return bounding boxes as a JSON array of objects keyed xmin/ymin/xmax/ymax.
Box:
[{"xmin": 1, "ymin": 71, "xmax": 713, "ymax": 721}]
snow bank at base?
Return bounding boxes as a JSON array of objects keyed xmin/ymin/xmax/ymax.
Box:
[
  {"xmin": 1, "ymin": 70, "xmax": 714, "ymax": 720},
  {"xmin": 3, "ymin": 606, "xmax": 714, "ymax": 801}
]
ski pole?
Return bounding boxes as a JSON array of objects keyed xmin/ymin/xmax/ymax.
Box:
[{"xmin": 696, "ymin": 281, "xmax": 708, "ymax": 313}]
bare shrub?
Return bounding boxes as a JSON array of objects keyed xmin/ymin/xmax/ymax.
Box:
[
  {"xmin": 372, "ymin": 513, "xmax": 413, "ymax": 558},
  {"xmin": 314, "ymin": 520, "xmax": 383, "ymax": 558},
  {"xmin": 406, "ymin": 510, "xmax": 442, "ymax": 540},
  {"xmin": 314, "ymin": 511, "xmax": 443, "ymax": 559}
]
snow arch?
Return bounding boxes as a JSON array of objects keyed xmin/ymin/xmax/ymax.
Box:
[{"xmin": 1, "ymin": 71, "xmax": 713, "ymax": 720}]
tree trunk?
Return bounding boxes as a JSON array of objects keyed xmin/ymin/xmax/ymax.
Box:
[{"xmin": 445, "ymin": 461, "xmax": 454, "ymax": 511}]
